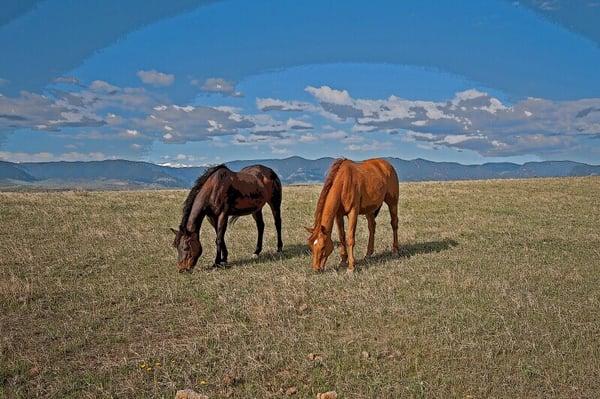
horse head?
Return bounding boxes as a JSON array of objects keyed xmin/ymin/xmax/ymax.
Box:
[
  {"xmin": 171, "ymin": 228, "xmax": 202, "ymax": 273},
  {"xmin": 306, "ymin": 225, "xmax": 334, "ymax": 272}
]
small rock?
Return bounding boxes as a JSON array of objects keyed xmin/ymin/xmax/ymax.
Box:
[
  {"xmin": 298, "ymin": 303, "xmax": 309, "ymax": 313},
  {"xmin": 222, "ymin": 371, "xmax": 241, "ymax": 387},
  {"xmin": 362, "ymin": 351, "xmax": 370, "ymax": 359},
  {"xmin": 317, "ymin": 391, "xmax": 338, "ymax": 399},
  {"xmin": 175, "ymin": 389, "xmax": 209, "ymax": 399},
  {"xmin": 307, "ymin": 353, "xmax": 323, "ymax": 361},
  {"xmin": 285, "ymin": 386, "xmax": 298, "ymax": 396}
]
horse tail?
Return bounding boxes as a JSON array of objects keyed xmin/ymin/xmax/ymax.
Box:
[{"xmin": 271, "ymin": 171, "xmax": 283, "ymax": 208}]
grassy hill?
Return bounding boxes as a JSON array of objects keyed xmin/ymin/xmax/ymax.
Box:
[{"xmin": 1, "ymin": 177, "xmax": 599, "ymax": 398}]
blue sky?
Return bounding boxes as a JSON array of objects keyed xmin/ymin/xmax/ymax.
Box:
[{"xmin": 1, "ymin": 0, "xmax": 600, "ymax": 165}]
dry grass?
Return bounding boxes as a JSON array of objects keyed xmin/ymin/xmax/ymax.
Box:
[{"xmin": 1, "ymin": 177, "xmax": 599, "ymax": 398}]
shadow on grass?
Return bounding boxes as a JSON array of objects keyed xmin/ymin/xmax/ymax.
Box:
[
  {"xmin": 362, "ymin": 238, "xmax": 459, "ymax": 268},
  {"xmin": 206, "ymin": 243, "xmax": 310, "ymax": 270}
]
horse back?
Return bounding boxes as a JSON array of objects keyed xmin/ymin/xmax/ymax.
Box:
[
  {"xmin": 348, "ymin": 158, "xmax": 399, "ymax": 212},
  {"xmin": 227, "ymin": 165, "xmax": 281, "ymax": 214}
]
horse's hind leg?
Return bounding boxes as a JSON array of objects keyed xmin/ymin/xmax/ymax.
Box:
[
  {"xmin": 268, "ymin": 202, "xmax": 283, "ymax": 252},
  {"xmin": 252, "ymin": 210, "xmax": 265, "ymax": 258},
  {"xmin": 366, "ymin": 212, "xmax": 376, "ymax": 257},
  {"xmin": 385, "ymin": 194, "xmax": 400, "ymax": 255}
]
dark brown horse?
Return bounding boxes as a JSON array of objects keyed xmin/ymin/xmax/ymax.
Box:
[{"xmin": 172, "ymin": 164, "xmax": 283, "ymax": 272}]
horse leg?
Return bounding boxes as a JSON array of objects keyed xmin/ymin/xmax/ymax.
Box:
[
  {"xmin": 366, "ymin": 212, "xmax": 376, "ymax": 257},
  {"xmin": 268, "ymin": 202, "xmax": 283, "ymax": 252},
  {"xmin": 208, "ymin": 215, "xmax": 216, "ymax": 230},
  {"xmin": 385, "ymin": 195, "xmax": 400, "ymax": 255},
  {"xmin": 335, "ymin": 214, "xmax": 348, "ymax": 270},
  {"xmin": 215, "ymin": 213, "xmax": 229, "ymax": 266},
  {"xmin": 252, "ymin": 210, "xmax": 265, "ymax": 258},
  {"xmin": 346, "ymin": 208, "xmax": 358, "ymax": 273}
]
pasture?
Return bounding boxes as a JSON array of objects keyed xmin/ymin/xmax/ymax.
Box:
[{"xmin": 1, "ymin": 177, "xmax": 599, "ymax": 398}]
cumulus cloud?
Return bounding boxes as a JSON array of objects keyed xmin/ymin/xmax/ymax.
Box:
[
  {"xmin": 247, "ymin": 115, "xmax": 313, "ymax": 135},
  {"xmin": 194, "ymin": 77, "xmax": 243, "ymax": 97},
  {"xmin": 137, "ymin": 70, "xmax": 175, "ymax": 87},
  {"xmin": 0, "ymin": 77, "xmax": 317, "ymax": 153},
  {"xmin": 0, "ymin": 91, "xmax": 106, "ymax": 132},
  {"xmin": 256, "ymin": 98, "xmax": 314, "ymax": 112},
  {"xmin": 346, "ymin": 140, "xmax": 390, "ymax": 152},
  {"xmin": 139, "ymin": 103, "xmax": 254, "ymax": 143},
  {"xmin": 0, "ymin": 151, "xmax": 108, "ymax": 162},
  {"xmin": 53, "ymin": 76, "xmax": 82, "ymax": 86},
  {"xmin": 0, "ymin": 79, "xmax": 167, "ymax": 136},
  {"xmin": 320, "ymin": 130, "xmax": 347, "ymax": 140},
  {"xmin": 303, "ymin": 85, "xmax": 600, "ymax": 156}
]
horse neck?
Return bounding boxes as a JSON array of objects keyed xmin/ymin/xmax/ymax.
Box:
[
  {"xmin": 185, "ymin": 192, "xmax": 207, "ymax": 233},
  {"xmin": 315, "ymin": 183, "xmax": 341, "ymax": 234}
]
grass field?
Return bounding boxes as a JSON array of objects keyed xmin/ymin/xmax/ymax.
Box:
[{"xmin": 1, "ymin": 177, "xmax": 599, "ymax": 398}]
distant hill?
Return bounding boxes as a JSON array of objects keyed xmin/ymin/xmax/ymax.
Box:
[
  {"xmin": 0, "ymin": 161, "xmax": 37, "ymax": 183},
  {"xmin": 0, "ymin": 156, "xmax": 598, "ymax": 189}
]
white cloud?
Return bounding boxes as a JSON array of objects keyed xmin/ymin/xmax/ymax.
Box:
[
  {"xmin": 298, "ymin": 133, "xmax": 318, "ymax": 142},
  {"xmin": 125, "ymin": 129, "xmax": 140, "ymax": 137},
  {"xmin": 305, "ymin": 85, "xmax": 353, "ymax": 105},
  {"xmin": 0, "ymin": 151, "xmax": 108, "ymax": 162},
  {"xmin": 286, "ymin": 118, "xmax": 313, "ymax": 130},
  {"xmin": 194, "ymin": 77, "xmax": 243, "ymax": 97},
  {"xmin": 320, "ymin": 130, "xmax": 347, "ymax": 140},
  {"xmin": 302, "ymin": 85, "xmax": 600, "ymax": 156},
  {"xmin": 270, "ymin": 146, "xmax": 290, "ymax": 155},
  {"xmin": 137, "ymin": 70, "xmax": 175, "ymax": 87},
  {"xmin": 346, "ymin": 140, "xmax": 390, "ymax": 152},
  {"xmin": 256, "ymin": 98, "xmax": 314, "ymax": 112},
  {"xmin": 89, "ymin": 80, "xmax": 119, "ymax": 93},
  {"xmin": 141, "ymin": 104, "xmax": 254, "ymax": 143},
  {"xmin": 53, "ymin": 76, "xmax": 81, "ymax": 86}
]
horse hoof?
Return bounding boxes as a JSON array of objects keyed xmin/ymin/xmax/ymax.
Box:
[
  {"xmin": 346, "ymin": 268, "xmax": 355, "ymax": 275},
  {"xmin": 252, "ymin": 253, "xmax": 259, "ymax": 259}
]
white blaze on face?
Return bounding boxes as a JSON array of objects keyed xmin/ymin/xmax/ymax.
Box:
[{"xmin": 313, "ymin": 239, "xmax": 318, "ymax": 246}]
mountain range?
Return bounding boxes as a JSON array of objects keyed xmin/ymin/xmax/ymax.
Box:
[{"xmin": 1, "ymin": 157, "xmax": 598, "ymax": 189}]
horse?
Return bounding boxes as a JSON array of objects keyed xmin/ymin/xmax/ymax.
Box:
[
  {"xmin": 171, "ymin": 164, "xmax": 283, "ymax": 272},
  {"xmin": 306, "ymin": 158, "xmax": 399, "ymax": 273}
]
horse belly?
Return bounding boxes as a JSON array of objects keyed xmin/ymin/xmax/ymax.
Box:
[
  {"xmin": 359, "ymin": 197, "xmax": 385, "ymax": 215},
  {"xmin": 232, "ymin": 197, "xmax": 266, "ymax": 215}
]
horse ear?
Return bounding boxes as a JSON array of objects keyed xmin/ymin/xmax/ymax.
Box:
[{"xmin": 170, "ymin": 228, "xmax": 178, "ymax": 235}]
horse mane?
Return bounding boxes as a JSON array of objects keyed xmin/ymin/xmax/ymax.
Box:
[
  {"xmin": 313, "ymin": 158, "xmax": 347, "ymax": 229},
  {"xmin": 180, "ymin": 164, "xmax": 227, "ymax": 232}
]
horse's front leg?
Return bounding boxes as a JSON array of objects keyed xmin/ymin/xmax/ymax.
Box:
[
  {"xmin": 346, "ymin": 208, "xmax": 358, "ymax": 273},
  {"xmin": 335, "ymin": 214, "xmax": 348, "ymax": 270},
  {"xmin": 215, "ymin": 212, "xmax": 229, "ymax": 266}
]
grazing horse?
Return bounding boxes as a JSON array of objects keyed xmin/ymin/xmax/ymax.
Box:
[
  {"xmin": 306, "ymin": 158, "xmax": 399, "ymax": 273},
  {"xmin": 172, "ymin": 164, "xmax": 283, "ymax": 272}
]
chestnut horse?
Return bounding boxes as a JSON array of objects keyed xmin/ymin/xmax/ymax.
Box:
[
  {"xmin": 307, "ymin": 158, "xmax": 399, "ymax": 272},
  {"xmin": 172, "ymin": 164, "xmax": 283, "ymax": 272}
]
